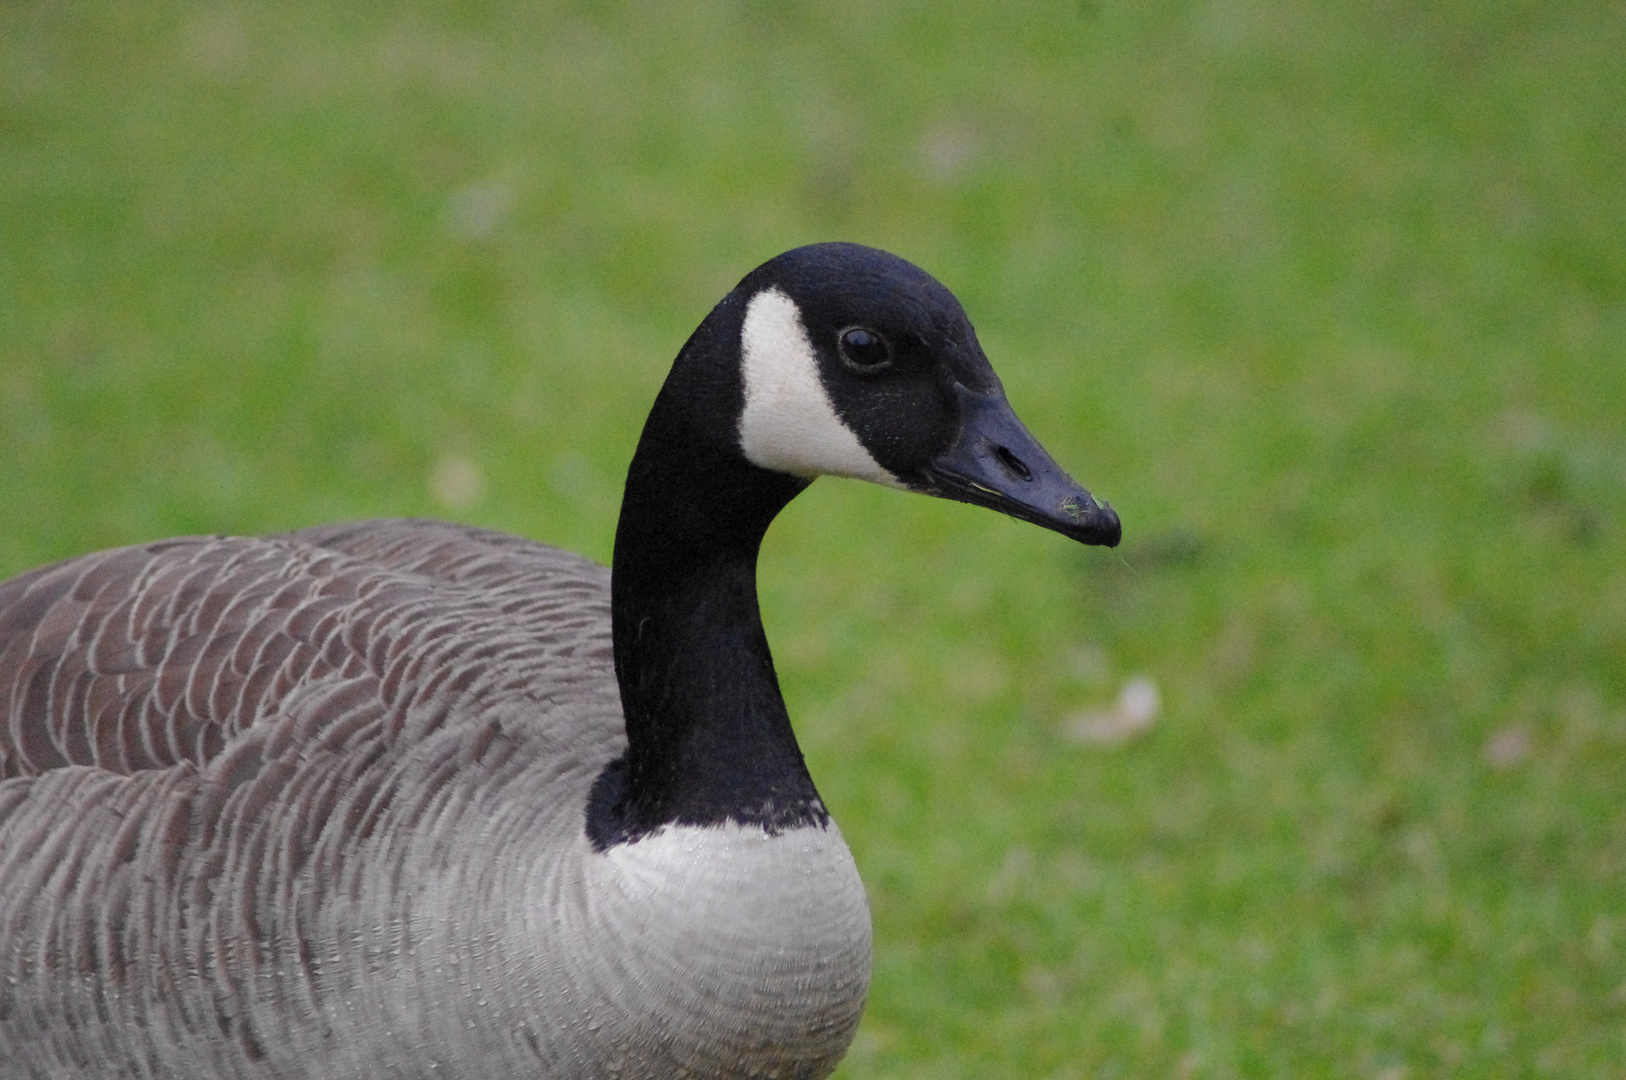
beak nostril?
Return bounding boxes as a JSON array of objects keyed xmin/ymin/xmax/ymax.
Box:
[{"xmin": 993, "ymin": 445, "xmax": 1032, "ymax": 481}]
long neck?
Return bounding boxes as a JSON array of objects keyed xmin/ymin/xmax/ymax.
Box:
[{"xmin": 588, "ymin": 336, "xmax": 825, "ymax": 847}]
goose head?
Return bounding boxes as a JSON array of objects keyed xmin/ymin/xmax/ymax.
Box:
[
  {"xmin": 604, "ymin": 243, "xmax": 1120, "ymax": 843},
  {"xmin": 729, "ymin": 242, "xmax": 1120, "ymax": 546}
]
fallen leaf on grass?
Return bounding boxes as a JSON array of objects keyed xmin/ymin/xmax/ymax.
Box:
[{"xmin": 1064, "ymin": 675, "xmax": 1161, "ymax": 746}]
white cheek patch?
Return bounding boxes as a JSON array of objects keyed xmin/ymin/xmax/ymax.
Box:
[{"xmin": 737, "ymin": 288, "xmax": 906, "ymax": 488}]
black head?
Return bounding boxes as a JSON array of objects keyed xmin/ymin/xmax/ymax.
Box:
[{"xmin": 729, "ymin": 242, "xmax": 1120, "ymax": 546}]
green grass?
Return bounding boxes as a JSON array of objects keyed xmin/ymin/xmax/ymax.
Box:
[{"xmin": 3, "ymin": 1, "xmax": 1624, "ymax": 1076}]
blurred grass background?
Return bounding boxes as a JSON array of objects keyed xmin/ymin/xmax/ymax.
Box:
[{"xmin": 2, "ymin": 1, "xmax": 1624, "ymax": 1076}]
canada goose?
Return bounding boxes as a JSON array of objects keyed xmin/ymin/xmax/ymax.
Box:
[{"xmin": 0, "ymin": 242, "xmax": 1120, "ymax": 1079}]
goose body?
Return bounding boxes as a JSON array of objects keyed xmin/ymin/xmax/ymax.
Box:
[{"xmin": 0, "ymin": 244, "xmax": 1118, "ymax": 1079}]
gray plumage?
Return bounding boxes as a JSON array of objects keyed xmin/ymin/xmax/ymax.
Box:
[{"xmin": 0, "ymin": 521, "xmax": 869, "ymax": 1079}]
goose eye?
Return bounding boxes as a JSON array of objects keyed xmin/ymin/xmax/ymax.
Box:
[{"xmin": 838, "ymin": 327, "xmax": 892, "ymax": 374}]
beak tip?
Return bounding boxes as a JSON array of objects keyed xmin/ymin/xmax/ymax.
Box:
[{"xmin": 1061, "ymin": 494, "xmax": 1122, "ymax": 547}]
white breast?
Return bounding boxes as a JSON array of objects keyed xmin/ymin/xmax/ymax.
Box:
[
  {"xmin": 587, "ymin": 823, "xmax": 871, "ymax": 1078},
  {"xmin": 436, "ymin": 820, "xmax": 875, "ymax": 1080}
]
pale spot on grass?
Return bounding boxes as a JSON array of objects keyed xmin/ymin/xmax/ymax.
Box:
[
  {"xmin": 1483, "ymin": 724, "xmax": 1531, "ymax": 768},
  {"xmin": 444, "ymin": 179, "xmax": 515, "ymax": 239},
  {"xmin": 376, "ymin": 23, "xmax": 490, "ymax": 91},
  {"xmin": 186, "ymin": 9, "xmax": 249, "ymax": 77},
  {"xmin": 1207, "ymin": 617, "xmax": 1257, "ymax": 688},
  {"xmin": 918, "ymin": 120, "xmax": 980, "ymax": 183},
  {"xmin": 984, "ymin": 847, "xmax": 1033, "ymax": 905},
  {"xmin": 1021, "ymin": 964, "xmax": 1062, "ymax": 1004},
  {"xmin": 1064, "ymin": 675, "xmax": 1161, "ymax": 746},
  {"xmin": 429, "ymin": 454, "xmax": 484, "ymax": 510}
]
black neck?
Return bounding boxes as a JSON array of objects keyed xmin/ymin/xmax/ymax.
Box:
[{"xmin": 586, "ymin": 306, "xmax": 825, "ymax": 848}]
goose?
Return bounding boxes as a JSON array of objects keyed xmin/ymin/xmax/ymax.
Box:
[{"xmin": 0, "ymin": 242, "xmax": 1120, "ymax": 1079}]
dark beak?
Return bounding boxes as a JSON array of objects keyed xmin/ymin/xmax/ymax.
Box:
[{"xmin": 917, "ymin": 384, "xmax": 1121, "ymax": 547}]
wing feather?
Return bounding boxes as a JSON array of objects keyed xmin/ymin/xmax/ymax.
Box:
[{"xmin": 0, "ymin": 519, "xmax": 617, "ymax": 783}]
